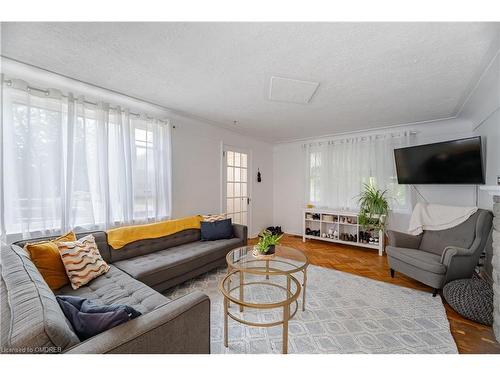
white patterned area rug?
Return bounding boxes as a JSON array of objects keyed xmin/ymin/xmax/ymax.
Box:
[{"xmin": 164, "ymin": 265, "xmax": 458, "ymax": 354}]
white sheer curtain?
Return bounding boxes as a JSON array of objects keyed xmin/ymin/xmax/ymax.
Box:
[
  {"xmin": 1, "ymin": 78, "xmax": 172, "ymax": 242},
  {"xmin": 304, "ymin": 131, "xmax": 413, "ymax": 212}
]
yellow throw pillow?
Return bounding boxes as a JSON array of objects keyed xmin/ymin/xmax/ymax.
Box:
[
  {"xmin": 25, "ymin": 231, "xmax": 76, "ymax": 290},
  {"xmin": 57, "ymin": 234, "xmax": 110, "ymax": 290}
]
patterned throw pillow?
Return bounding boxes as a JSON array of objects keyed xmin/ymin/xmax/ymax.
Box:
[
  {"xmin": 202, "ymin": 214, "xmax": 227, "ymax": 222},
  {"xmin": 57, "ymin": 234, "xmax": 110, "ymax": 290}
]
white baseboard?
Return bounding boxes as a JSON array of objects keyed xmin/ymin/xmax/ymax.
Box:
[{"xmin": 249, "ymin": 231, "xmax": 302, "ymax": 239}]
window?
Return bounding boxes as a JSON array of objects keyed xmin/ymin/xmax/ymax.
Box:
[
  {"xmin": 305, "ymin": 132, "xmax": 412, "ymax": 212},
  {"xmin": 1, "ymin": 78, "xmax": 172, "ymax": 242},
  {"xmin": 309, "ymin": 151, "xmax": 322, "ymax": 205}
]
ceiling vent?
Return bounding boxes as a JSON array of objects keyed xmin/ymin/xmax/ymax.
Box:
[{"xmin": 268, "ymin": 76, "xmax": 320, "ymax": 104}]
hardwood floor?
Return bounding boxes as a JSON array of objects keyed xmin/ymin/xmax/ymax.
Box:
[{"xmin": 249, "ymin": 234, "xmax": 500, "ymax": 354}]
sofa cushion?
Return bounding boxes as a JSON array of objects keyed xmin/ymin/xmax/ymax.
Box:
[
  {"xmin": 113, "ymin": 238, "xmax": 242, "ymax": 287},
  {"xmin": 1, "ymin": 245, "xmax": 80, "ymax": 353},
  {"xmin": 110, "ymin": 229, "xmax": 201, "ymax": 263},
  {"xmin": 386, "ymin": 246, "xmax": 446, "ymax": 274},
  {"xmin": 56, "ymin": 265, "xmax": 170, "ymax": 315}
]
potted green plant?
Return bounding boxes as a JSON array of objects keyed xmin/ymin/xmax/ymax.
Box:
[
  {"xmin": 256, "ymin": 230, "xmax": 283, "ymax": 255},
  {"xmin": 357, "ymin": 183, "xmax": 389, "ymax": 232}
]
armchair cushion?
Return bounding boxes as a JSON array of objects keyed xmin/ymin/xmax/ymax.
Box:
[
  {"xmin": 387, "ymin": 230, "xmax": 422, "ymax": 249},
  {"xmin": 386, "ymin": 247, "xmax": 446, "ymax": 274},
  {"xmin": 419, "ymin": 210, "xmax": 480, "ymax": 255}
]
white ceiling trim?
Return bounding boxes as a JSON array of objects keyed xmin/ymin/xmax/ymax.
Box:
[{"xmin": 454, "ymin": 44, "xmax": 500, "ymax": 119}]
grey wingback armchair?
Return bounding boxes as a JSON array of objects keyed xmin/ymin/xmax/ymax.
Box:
[{"xmin": 386, "ymin": 209, "xmax": 493, "ymax": 296}]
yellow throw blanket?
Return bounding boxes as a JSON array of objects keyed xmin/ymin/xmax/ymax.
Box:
[{"xmin": 107, "ymin": 215, "xmax": 202, "ymax": 250}]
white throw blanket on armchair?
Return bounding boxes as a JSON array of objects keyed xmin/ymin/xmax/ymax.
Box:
[{"xmin": 408, "ymin": 202, "xmax": 478, "ymax": 235}]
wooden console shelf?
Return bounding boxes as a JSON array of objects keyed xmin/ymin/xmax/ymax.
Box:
[{"xmin": 303, "ymin": 208, "xmax": 384, "ymax": 256}]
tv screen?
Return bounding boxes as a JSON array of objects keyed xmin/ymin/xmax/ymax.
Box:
[{"xmin": 394, "ymin": 137, "xmax": 485, "ymax": 184}]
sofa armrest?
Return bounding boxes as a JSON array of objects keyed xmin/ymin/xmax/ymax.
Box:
[
  {"xmin": 386, "ymin": 230, "xmax": 422, "ymax": 249},
  {"xmin": 440, "ymin": 235, "xmax": 482, "ymax": 266},
  {"xmin": 233, "ymin": 224, "xmax": 248, "ymax": 244},
  {"xmin": 440, "ymin": 237, "xmax": 483, "ymax": 282},
  {"xmin": 440, "ymin": 245, "xmax": 473, "ymax": 265},
  {"xmin": 65, "ymin": 291, "xmax": 210, "ymax": 354}
]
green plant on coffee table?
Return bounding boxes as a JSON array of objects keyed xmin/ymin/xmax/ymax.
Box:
[
  {"xmin": 358, "ymin": 183, "xmax": 389, "ymax": 232},
  {"xmin": 256, "ymin": 230, "xmax": 283, "ymax": 254}
]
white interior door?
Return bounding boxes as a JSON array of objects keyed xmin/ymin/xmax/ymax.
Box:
[{"xmin": 223, "ymin": 146, "xmax": 250, "ymax": 233}]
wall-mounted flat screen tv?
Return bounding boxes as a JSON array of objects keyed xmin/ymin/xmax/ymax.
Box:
[{"xmin": 394, "ymin": 136, "xmax": 485, "ymax": 184}]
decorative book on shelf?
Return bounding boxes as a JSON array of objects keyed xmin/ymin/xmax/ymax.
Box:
[{"xmin": 303, "ymin": 208, "xmax": 384, "ymax": 256}]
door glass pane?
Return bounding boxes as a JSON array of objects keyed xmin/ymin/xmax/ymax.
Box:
[
  {"xmin": 227, "ymin": 151, "xmax": 234, "ymax": 166},
  {"xmin": 225, "ymin": 149, "xmax": 249, "ymax": 230},
  {"xmin": 227, "ymin": 183, "xmax": 234, "ymax": 197},
  {"xmin": 227, "ymin": 198, "xmax": 234, "ymax": 213},
  {"xmin": 227, "ymin": 167, "xmax": 234, "ymax": 182},
  {"xmin": 233, "ymin": 212, "xmax": 241, "ymax": 224}
]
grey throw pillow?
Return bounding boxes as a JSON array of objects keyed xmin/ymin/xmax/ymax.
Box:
[{"xmin": 200, "ymin": 218, "xmax": 233, "ymax": 241}]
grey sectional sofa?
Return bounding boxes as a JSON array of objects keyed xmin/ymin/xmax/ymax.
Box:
[{"xmin": 1, "ymin": 224, "xmax": 247, "ymax": 354}]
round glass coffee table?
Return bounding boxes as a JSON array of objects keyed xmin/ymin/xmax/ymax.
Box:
[{"xmin": 219, "ymin": 245, "xmax": 309, "ymax": 354}]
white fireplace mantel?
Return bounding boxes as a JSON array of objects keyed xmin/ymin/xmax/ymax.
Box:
[{"xmin": 480, "ymin": 185, "xmax": 500, "ymax": 196}]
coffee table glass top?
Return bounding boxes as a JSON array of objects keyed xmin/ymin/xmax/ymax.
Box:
[{"xmin": 226, "ymin": 245, "xmax": 309, "ymax": 275}]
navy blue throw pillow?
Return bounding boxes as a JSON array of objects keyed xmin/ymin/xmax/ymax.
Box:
[
  {"xmin": 56, "ymin": 295, "xmax": 142, "ymax": 340},
  {"xmin": 200, "ymin": 218, "xmax": 233, "ymax": 241}
]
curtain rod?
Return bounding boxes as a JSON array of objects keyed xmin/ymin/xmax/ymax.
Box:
[
  {"xmin": 3, "ymin": 78, "xmax": 168, "ymax": 123},
  {"xmin": 301, "ymin": 130, "xmax": 418, "ymax": 147}
]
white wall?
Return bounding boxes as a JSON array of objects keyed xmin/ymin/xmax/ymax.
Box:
[
  {"xmin": 170, "ymin": 114, "xmax": 274, "ymax": 237},
  {"xmin": 272, "ymin": 141, "xmax": 307, "ymax": 235},
  {"xmin": 462, "ymin": 47, "xmax": 500, "ymax": 209},
  {"xmin": 273, "ymin": 118, "xmax": 475, "ymax": 235}
]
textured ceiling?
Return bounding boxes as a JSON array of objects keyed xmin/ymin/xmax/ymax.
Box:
[{"xmin": 1, "ymin": 22, "xmax": 499, "ymax": 142}]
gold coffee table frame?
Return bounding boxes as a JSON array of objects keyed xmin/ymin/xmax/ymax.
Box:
[{"xmin": 219, "ymin": 246, "xmax": 309, "ymax": 354}]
